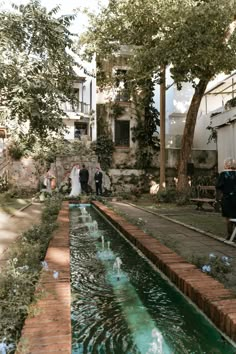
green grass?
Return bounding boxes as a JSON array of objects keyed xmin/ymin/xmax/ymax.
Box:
[
  {"xmin": 165, "ymin": 213, "xmax": 226, "ymax": 238},
  {"xmin": 131, "ymin": 194, "xmax": 226, "ymax": 238}
]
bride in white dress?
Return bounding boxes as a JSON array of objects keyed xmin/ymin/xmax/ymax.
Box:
[{"xmin": 69, "ymin": 165, "xmax": 81, "ymax": 197}]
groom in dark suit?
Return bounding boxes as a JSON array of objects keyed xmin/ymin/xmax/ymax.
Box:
[
  {"xmin": 79, "ymin": 164, "xmax": 89, "ymax": 194},
  {"xmin": 94, "ymin": 167, "xmax": 103, "ymax": 195}
]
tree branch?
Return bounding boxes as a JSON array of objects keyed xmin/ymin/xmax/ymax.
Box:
[{"xmin": 225, "ymin": 16, "xmax": 236, "ymax": 43}]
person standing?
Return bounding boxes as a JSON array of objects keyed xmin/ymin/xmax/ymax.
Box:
[
  {"xmin": 79, "ymin": 164, "xmax": 89, "ymax": 194},
  {"xmin": 94, "ymin": 167, "xmax": 103, "ymax": 196},
  {"xmin": 216, "ymin": 157, "xmax": 236, "ymax": 240},
  {"xmin": 43, "ymin": 169, "xmax": 53, "ymax": 194},
  {"xmin": 69, "ymin": 164, "xmax": 81, "ymax": 197}
]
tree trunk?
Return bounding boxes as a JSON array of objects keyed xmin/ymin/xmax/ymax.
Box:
[
  {"xmin": 177, "ymin": 79, "xmax": 209, "ymax": 193},
  {"xmin": 159, "ymin": 66, "xmax": 166, "ymax": 191}
]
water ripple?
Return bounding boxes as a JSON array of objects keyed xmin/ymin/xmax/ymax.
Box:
[{"xmin": 70, "ymin": 208, "xmax": 236, "ymax": 354}]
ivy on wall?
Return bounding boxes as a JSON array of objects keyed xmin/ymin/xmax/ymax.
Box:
[
  {"xmin": 96, "ymin": 54, "xmax": 160, "ymax": 171},
  {"xmin": 97, "ymin": 104, "xmax": 111, "ymax": 137},
  {"xmin": 111, "ymin": 103, "xmax": 126, "ymax": 119},
  {"xmin": 95, "ymin": 102, "xmax": 124, "ymax": 171},
  {"xmin": 131, "ymin": 78, "xmax": 160, "ymax": 170},
  {"xmin": 91, "ymin": 135, "xmax": 114, "ymax": 171}
]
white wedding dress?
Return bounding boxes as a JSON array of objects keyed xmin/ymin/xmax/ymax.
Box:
[{"xmin": 69, "ymin": 166, "xmax": 81, "ymax": 197}]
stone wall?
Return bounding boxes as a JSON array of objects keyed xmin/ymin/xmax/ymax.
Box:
[
  {"xmin": 112, "ymin": 148, "xmax": 217, "ymax": 171},
  {"xmin": 109, "ymin": 168, "xmax": 145, "ymax": 193},
  {"xmin": 53, "ymin": 155, "xmax": 99, "ymax": 190},
  {"xmin": 6, "ymin": 148, "xmax": 217, "ymax": 194},
  {"xmin": 8, "ymin": 157, "xmax": 39, "ymax": 191},
  {"xmin": 7, "ymin": 154, "xmax": 103, "ymax": 194},
  {"xmin": 109, "ymin": 149, "xmax": 217, "ymax": 192}
]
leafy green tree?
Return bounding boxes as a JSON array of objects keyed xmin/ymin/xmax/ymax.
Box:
[
  {"xmin": 80, "ymin": 0, "xmax": 236, "ymax": 191},
  {"xmin": 0, "ymin": 0, "xmax": 77, "ymax": 145}
]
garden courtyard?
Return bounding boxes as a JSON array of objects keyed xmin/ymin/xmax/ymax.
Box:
[
  {"xmin": 1, "ymin": 191, "xmax": 236, "ymax": 352},
  {"xmin": 1, "ymin": 0, "xmax": 236, "ymax": 351}
]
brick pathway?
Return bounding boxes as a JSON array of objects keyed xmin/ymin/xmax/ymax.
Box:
[{"xmin": 16, "ymin": 202, "xmax": 71, "ymax": 354}]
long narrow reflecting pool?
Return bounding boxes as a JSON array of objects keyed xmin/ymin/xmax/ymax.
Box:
[{"xmin": 70, "ymin": 205, "xmax": 236, "ymax": 354}]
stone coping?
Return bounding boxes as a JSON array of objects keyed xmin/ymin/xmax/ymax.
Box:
[
  {"xmin": 16, "ymin": 201, "xmax": 71, "ymax": 354},
  {"xmin": 92, "ymin": 201, "xmax": 236, "ymax": 344}
]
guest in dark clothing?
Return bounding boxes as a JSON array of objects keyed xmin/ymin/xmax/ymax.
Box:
[
  {"xmin": 94, "ymin": 167, "xmax": 103, "ymax": 196},
  {"xmin": 216, "ymin": 157, "xmax": 236, "ymax": 240},
  {"xmin": 79, "ymin": 164, "xmax": 89, "ymax": 194}
]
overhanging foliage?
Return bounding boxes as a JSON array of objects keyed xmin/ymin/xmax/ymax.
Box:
[
  {"xmin": 80, "ymin": 0, "xmax": 236, "ymax": 191},
  {"xmin": 0, "ymin": 0, "xmax": 78, "ymax": 143}
]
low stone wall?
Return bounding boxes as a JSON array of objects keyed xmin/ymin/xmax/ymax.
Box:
[
  {"xmin": 109, "ymin": 168, "xmax": 145, "ymax": 193},
  {"xmin": 5, "ymin": 147, "xmax": 217, "ymax": 194}
]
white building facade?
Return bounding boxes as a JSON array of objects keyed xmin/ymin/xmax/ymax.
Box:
[
  {"xmin": 62, "ymin": 61, "xmax": 97, "ymax": 142},
  {"xmin": 153, "ymin": 68, "xmax": 234, "ymax": 152}
]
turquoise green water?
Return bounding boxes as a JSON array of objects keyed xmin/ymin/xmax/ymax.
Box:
[{"xmin": 70, "ymin": 206, "xmax": 236, "ymax": 354}]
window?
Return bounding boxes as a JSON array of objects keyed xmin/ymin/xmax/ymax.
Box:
[
  {"xmin": 90, "ymin": 80, "xmax": 92, "ymax": 110},
  {"xmin": 74, "ymin": 122, "xmax": 88, "ymax": 139},
  {"xmin": 114, "ymin": 69, "xmax": 130, "ymax": 102},
  {"xmin": 71, "ymin": 88, "xmax": 80, "ymax": 111},
  {"xmin": 115, "ymin": 120, "xmax": 130, "ymax": 147}
]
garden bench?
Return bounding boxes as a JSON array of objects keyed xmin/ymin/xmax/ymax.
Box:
[{"xmin": 190, "ymin": 185, "xmax": 220, "ymax": 211}]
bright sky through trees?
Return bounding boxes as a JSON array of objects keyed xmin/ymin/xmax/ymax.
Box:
[{"xmin": 2, "ymin": 0, "xmax": 108, "ymax": 33}]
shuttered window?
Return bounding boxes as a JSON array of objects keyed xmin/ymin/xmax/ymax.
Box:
[{"xmin": 115, "ymin": 120, "xmax": 130, "ymax": 146}]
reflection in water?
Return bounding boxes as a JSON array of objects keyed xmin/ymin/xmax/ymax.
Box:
[{"xmin": 70, "ymin": 207, "xmax": 236, "ymax": 354}]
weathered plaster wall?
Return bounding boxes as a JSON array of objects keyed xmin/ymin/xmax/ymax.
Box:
[
  {"xmin": 53, "ymin": 155, "xmax": 98, "ymax": 190},
  {"xmin": 6, "ymin": 147, "xmax": 217, "ymax": 193},
  {"xmin": 8, "ymin": 157, "xmax": 39, "ymax": 191}
]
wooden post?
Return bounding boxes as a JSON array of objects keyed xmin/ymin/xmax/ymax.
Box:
[{"xmin": 160, "ymin": 66, "xmax": 166, "ymax": 190}]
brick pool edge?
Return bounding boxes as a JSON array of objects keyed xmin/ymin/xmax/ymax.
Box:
[
  {"xmin": 92, "ymin": 201, "xmax": 236, "ymax": 343},
  {"xmin": 16, "ymin": 200, "xmax": 236, "ymax": 352},
  {"xmin": 16, "ymin": 201, "xmax": 71, "ymax": 354}
]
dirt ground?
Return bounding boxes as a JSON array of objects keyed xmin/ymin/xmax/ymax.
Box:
[{"xmin": 0, "ymin": 202, "xmax": 42, "ymax": 267}]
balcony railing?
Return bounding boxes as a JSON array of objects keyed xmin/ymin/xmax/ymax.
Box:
[
  {"xmin": 114, "ymin": 89, "xmax": 130, "ymax": 102},
  {"xmin": 61, "ymin": 101, "xmax": 91, "ymax": 115}
]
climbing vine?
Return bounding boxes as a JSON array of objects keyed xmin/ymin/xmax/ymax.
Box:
[
  {"xmin": 111, "ymin": 102, "xmax": 126, "ymax": 119},
  {"xmin": 131, "ymin": 78, "xmax": 160, "ymax": 169},
  {"xmin": 207, "ymin": 112, "xmax": 218, "ymax": 144},
  {"xmin": 91, "ymin": 135, "xmax": 114, "ymax": 171}
]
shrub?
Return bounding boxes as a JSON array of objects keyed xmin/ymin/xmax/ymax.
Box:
[
  {"xmin": 155, "ymin": 188, "xmax": 177, "ymax": 203},
  {"xmin": 191, "ymin": 253, "xmax": 232, "ymax": 283},
  {"xmin": 7, "ymin": 141, "xmax": 26, "ymax": 160},
  {"xmin": 91, "ymin": 135, "xmax": 115, "ymax": 171},
  {"xmin": 130, "ymin": 187, "xmax": 142, "ymax": 198},
  {"xmin": 0, "ymin": 259, "xmax": 39, "ymax": 342},
  {"xmin": 0, "ymin": 195, "xmax": 62, "ymax": 347}
]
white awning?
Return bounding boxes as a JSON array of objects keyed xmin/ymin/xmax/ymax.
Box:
[{"xmin": 205, "ymin": 72, "xmax": 236, "ymax": 96}]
